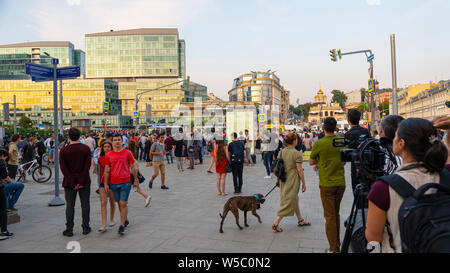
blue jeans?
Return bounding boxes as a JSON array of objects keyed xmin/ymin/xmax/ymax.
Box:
[
  {"xmin": 139, "ymin": 147, "xmax": 144, "ymax": 160},
  {"xmin": 4, "ymin": 182, "xmax": 24, "ymax": 209},
  {"xmin": 263, "ymin": 152, "xmax": 273, "ymax": 176},
  {"xmin": 166, "ymin": 150, "xmax": 173, "ymax": 164},
  {"xmin": 110, "ymin": 182, "xmax": 132, "ymax": 202}
]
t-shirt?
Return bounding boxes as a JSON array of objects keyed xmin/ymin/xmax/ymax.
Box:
[
  {"xmin": 164, "ymin": 137, "xmax": 173, "ymax": 151},
  {"xmin": 174, "ymin": 139, "xmax": 184, "ymax": 157},
  {"xmin": 105, "ymin": 149, "xmax": 135, "ymax": 185},
  {"xmin": 310, "ymin": 135, "xmax": 345, "ymax": 187},
  {"xmin": 8, "ymin": 142, "xmax": 19, "ymax": 165},
  {"xmin": 97, "ymin": 156, "xmax": 110, "ymax": 184},
  {"xmin": 35, "ymin": 141, "xmax": 45, "ymax": 155},
  {"xmin": 151, "ymin": 141, "xmax": 165, "ymax": 162}
]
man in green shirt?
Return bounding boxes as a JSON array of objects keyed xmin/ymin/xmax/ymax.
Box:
[
  {"xmin": 7, "ymin": 134, "xmax": 20, "ymax": 180},
  {"xmin": 309, "ymin": 117, "xmax": 345, "ymax": 253}
]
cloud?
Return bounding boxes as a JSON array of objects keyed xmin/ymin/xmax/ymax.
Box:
[{"xmin": 366, "ymin": 0, "xmax": 381, "ymax": 6}]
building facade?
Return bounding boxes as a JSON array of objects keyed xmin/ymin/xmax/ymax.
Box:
[
  {"xmin": 0, "ymin": 41, "xmax": 85, "ymax": 79},
  {"xmin": 398, "ymin": 80, "xmax": 449, "ymax": 119},
  {"xmin": 0, "ymin": 79, "xmax": 132, "ymax": 129},
  {"xmin": 308, "ymin": 88, "xmax": 346, "ymax": 124},
  {"xmin": 85, "ymin": 28, "xmax": 185, "ymax": 79},
  {"xmin": 228, "ymin": 71, "xmax": 290, "ymax": 124}
]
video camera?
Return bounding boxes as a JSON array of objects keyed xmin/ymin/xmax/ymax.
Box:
[{"xmin": 332, "ymin": 135, "xmax": 387, "ymax": 189}]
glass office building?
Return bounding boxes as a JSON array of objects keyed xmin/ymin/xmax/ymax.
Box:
[
  {"xmin": 85, "ymin": 28, "xmax": 186, "ymax": 79},
  {"xmin": 0, "ymin": 79, "xmax": 132, "ymax": 129},
  {"xmin": 0, "ymin": 41, "xmax": 85, "ymax": 79}
]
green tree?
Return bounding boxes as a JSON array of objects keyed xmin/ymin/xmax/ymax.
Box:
[
  {"xmin": 299, "ymin": 103, "xmax": 312, "ymax": 120},
  {"xmin": 379, "ymin": 100, "xmax": 390, "ymax": 116},
  {"xmin": 18, "ymin": 115, "xmax": 33, "ymax": 129},
  {"xmin": 331, "ymin": 89, "xmax": 347, "ymax": 109},
  {"xmin": 360, "ymin": 88, "xmax": 368, "ymax": 102}
]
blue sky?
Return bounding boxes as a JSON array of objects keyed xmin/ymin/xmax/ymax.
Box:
[{"xmin": 0, "ymin": 0, "xmax": 449, "ymax": 103}]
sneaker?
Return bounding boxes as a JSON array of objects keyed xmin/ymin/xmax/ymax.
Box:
[
  {"xmin": 0, "ymin": 231, "xmax": 14, "ymax": 239},
  {"xmin": 161, "ymin": 185, "xmax": 169, "ymax": 190},
  {"xmin": 62, "ymin": 230, "xmax": 73, "ymax": 237},
  {"xmin": 264, "ymin": 176, "xmax": 271, "ymax": 179},
  {"xmin": 7, "ymin": 207, "xmax": 18, "ymax": 212},
  {"xmin": 96, "ymin": 189, "xmax": 100, "ymax": 194},
  {"xmin": 124, "ymin": 219, "xmax": 129, "ymax": 227},
  {"xmin": 118, "ymin": 225, "xmax": 125, "ymax": 235},
  {"xmin": 207, "ymin": 170, "xmax": 213, "ymax": 174},
  {"xmin": 145, "ymin": 196, "xmax": 152, "ymax": 207},
  {"xmin": 148, "ymin": 181, "xmax": 153, "ymax": 189},
  {"xmin": 325, "ymin": 249, "xmax": 334, "ymax": 253},
  {"xmin": 82, "ymin": 227, "xmax": 92, "ymax": 235}
]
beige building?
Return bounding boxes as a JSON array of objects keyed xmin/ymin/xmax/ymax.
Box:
[
  {"xmin": 308, "ymin": 88, "xmax": 346, "ymax": 124},
  {"xmin": 228, "ymin": 71, "xmax": 290, "ymax": 124},
  {"xmin": 398, "ymin": 80, "xmax": 449, "ymax": 119},
  {"xmin": 345, "ymin": 89, "xmax": 362, "ymax": 106}
]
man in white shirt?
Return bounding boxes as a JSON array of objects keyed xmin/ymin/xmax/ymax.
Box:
[
  {"xmin": 122, "ymin": 133, "xmax": 129, "ymax": 148},
  {"xmin": 139, "ymin": 134, "xmax": 148, "ymax": 160},
  {"xmin": 84, "ymin": 134, "xmax": 96, "ymax": 155}
]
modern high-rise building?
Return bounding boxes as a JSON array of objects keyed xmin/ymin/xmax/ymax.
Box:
[
  {"xmin": 0, "ymin": 41, "xmax": 85, "ymax": 79},
  {"xmin": 228, "ymin": 72, "xmax": 290, "ymax": 123},
  {"xmin": 85, "ymin": 28, "xmax": 185, "ymax": 79}
]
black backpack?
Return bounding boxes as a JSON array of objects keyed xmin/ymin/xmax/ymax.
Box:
[
  {"xmin": 229, "ymin": 141, "xmax": 244, "ymax": 164},
  {"xmin": 378, "ymin": 168, "xmax": 450, "ymax": 253},
  {"xmin": 271, "ymin": 149, "xmax": 286, "ymax": 182}
]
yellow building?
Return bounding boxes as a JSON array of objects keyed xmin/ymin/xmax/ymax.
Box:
[
  {"xmin": 0, "ymin": 79, "xmax": 133, "ymax": 129},
  {"xmin": 308, "ymin": 89, "xmax": 346, "ymax": 124},
  {"xmin": 396, "ymin": 83, "xmax": 438, "ymax": 117}
]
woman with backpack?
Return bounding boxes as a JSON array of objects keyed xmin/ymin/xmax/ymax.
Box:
[
  {"xmin": 272, "ymin": 133, "xmax": 309, "ymax": 233},
  {"xmin": 365, "ymin": 118, "xmax": 449, "ymax": 253}
]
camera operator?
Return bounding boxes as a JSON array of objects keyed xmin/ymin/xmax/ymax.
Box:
[
  {"xmin": 344, "ymin": 109, "xmax": 370, "ymax": 193},
  {"xmin": 379, "ymin": 115, "xmax": 404, "ymax": 174},
  {"xmin": 365, "ymin": 118, "xmax": 448, "ymax": 253}
]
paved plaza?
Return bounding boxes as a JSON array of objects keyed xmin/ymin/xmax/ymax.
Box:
[{"xmin": 0, "ymin": 154, "xmax": 353, "ymax": 253}]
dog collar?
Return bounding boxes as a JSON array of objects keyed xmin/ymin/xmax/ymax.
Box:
[{"xmin": 254, "ymin": 194, "xmax": 261, "ymax": 201}]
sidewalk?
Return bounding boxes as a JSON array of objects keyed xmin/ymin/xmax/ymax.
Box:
[{"xmin": 0, "ymin": 155, "xmax": 353, "ymax": 253}]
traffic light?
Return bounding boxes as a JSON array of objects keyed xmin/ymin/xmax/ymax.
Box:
[
  {"xmin": 330, "ymin": 49, "xmax": 337, "ymax": 62},
  {"xmin": 104, "ymin": 109, "xmax": 108, "ymax": 115}
]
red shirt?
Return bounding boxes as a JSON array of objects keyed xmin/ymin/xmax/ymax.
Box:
[
  {"xmin": 105, "ymin": 149, "xmax": 135, "ymax": 184},
  {"xmin": 97, "ymin": 156, "xmax": 110, "ymax": 184}
]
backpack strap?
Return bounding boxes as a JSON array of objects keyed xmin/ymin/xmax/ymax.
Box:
[
  {"xmin": 440, "ymin": 168, "xmax": 450, "ymax": 187},
  {"xmin": 377, "ymin": 174, "xmax": 416, "ymax": 199}
]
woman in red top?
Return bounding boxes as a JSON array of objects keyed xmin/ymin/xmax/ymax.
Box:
[
  {"xmin": 215, "ymin": 140, "xmax": 230, "ymax": 196},
  {"xmin": 96, "ymin": 141, "xmax": 116, "ymax": 232}
]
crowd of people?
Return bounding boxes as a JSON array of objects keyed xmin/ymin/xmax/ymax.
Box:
[{"xmin": 1, "ymin": 109, "xmax": 450, "ymax": 254}]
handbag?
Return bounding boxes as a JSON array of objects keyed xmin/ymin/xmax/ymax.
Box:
[
  {"xmin": 130, "ymin": 170, "xmax": 146, "ymax": 184},
  {"xmin": 225, "ymin": 162, "xmax": 232, "ymax": 173},
  {"xmin": 271, "ymin": 149, "xmax": 286, "ymax": 182}
]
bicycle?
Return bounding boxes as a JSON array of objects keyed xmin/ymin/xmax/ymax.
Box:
[{"xmin": 16, "ymin": 157, "xmax": 52, "ymax": 183}]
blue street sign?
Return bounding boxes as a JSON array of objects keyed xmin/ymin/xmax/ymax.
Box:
[
  {"xmin": 52, "ymin": 58, "xmax": 59, "ymax": 65},
  {"xmin": 56, "ymin": 66, "xmax": 80, "ymax": 79},
  {"xmin": 133, "ymin": 111, "xmax": 139, "ymax": 118},
  {"xmin": 103, "ymin": 102, "xmax": 109, "ymax": 110},
  {"xmin": 367, "ymin": 54, "xmax": 374, "ymax": 62},
  {"xmin": 25, "ymin": 63, "xmax": 54, "ymax": 79},
  {"xmin": 368, "ymin": 78, "xmax": 374, "ymax": 93},
  {"xmin": 337, "ymin": 49, "xmax": 342, "ymax": 60}
]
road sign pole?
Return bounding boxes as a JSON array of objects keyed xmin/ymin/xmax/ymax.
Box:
[
  {"xmin": 59, "ymin": 80, "xmax": 63, "ymax": 135},
  {"xmin": 49, "ymin": 58, "xmax": 64, "ymax": 206},
  {"xmin": 370, "ymin": 60, "xmax": 374, "ymax": 130},
  {"xmin": 135, "ymin": 96, "xmax": 139, "ymax": 132},
  {"xmin": 13, "ymin": 95, "xmax": 16, "ymax": 134}
]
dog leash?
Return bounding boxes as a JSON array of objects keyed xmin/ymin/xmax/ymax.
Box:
[{"xmin": 265, "ymin": 182, "xmax": 279, "ymax": 198}]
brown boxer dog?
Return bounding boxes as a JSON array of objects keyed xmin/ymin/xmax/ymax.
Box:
[{"xmin": 219, "ymin": 194, "xmax": 265, "ymax": 233}]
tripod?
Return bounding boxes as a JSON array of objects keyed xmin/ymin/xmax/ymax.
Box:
[{"xmin": 341, "ymin": 183, "xmax": 369, "ymax": 253}]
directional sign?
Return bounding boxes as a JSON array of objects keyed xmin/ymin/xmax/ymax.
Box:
[
  {"xmin": 103, "ymin": 102, "xmax": 109, "ymax": 110},
  {"xmin": 259, "ymin": 121, "xmax": 265, "ymax": 128},
  {"xmin": 368, "ymin": 78, "xmax": 374, "ymax": 93},
  {"xmin": 367, "ymin": 54, "xmax": 374, "ymax": 62},
  {"xmin": 56, "ymin": 66, "xmax": 80, "ymax": 79},
  {"xmin": 133, "ymin": 111, "xmax": 139, "ymax": 118},
  {"xmin": 258, "ymin": 114, "xmax": 265, "ymax": 122},
  {"xmin": 25, "ymin": 63, "xmax": 54, "ymax": 79},
  {"xmin": 337, "ymin": 49, "xmax": 342, "ymax": 60}
]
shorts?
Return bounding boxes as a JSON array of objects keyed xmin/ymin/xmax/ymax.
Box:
[
  {"xmin": 153, "ymin": 161, "xmax": 165, "ymax": 176},
  {"xmin": 49, "ymin": 148, "xmax": 55, "ymax": 155},
  {"xmin": 110, "ymin": 182, "xmax": 132, "ymax": 202}
]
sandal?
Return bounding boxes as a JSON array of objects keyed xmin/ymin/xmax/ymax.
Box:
[
  {"xmin": 298, "ymin": 219, "xmax": 311, "ymax": 226},
  {"xmin": 272, "ymin": 224, "xmax": 283, "ymax": 233}
]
